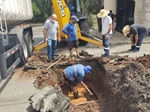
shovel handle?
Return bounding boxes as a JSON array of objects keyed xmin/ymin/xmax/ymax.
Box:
[
  {"xmin": 46, "ymin": 54, "xmax": 66, "ymax": 70},
  {"xmin": 47, "ymin": 58, "xmax": 62, "ymax": 70},
  {"xmin": 81, "ymin": 81, "xmax": 93, "ymax": 95}
]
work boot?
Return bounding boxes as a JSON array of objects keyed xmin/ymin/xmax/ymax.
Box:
[
  {"xmin": 73, "ymin": 91, "xmax": 79, "ymax": 99},
  {"xmin": 134, "ymin": 47, "xmax": 140, "ymax": 52},
  {"xmin": 68, "ymin": 86, "xmax": 73, "ymax": 92},
  {"xmin": 128, "ymin": 46, "xmax": 136, "ymax": 51},
  {"xmin": 47, "ymin": 58, "xmax": 51, "ymax": 62}
]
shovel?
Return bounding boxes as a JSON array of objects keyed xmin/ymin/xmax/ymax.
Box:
[
  {"xmin": 46, "ymin": 54, "xmax": 66, "ymax": 70},
  {"xmin": 81, "ymin": 81, "xmax": 93, "ymax": 95},
  {"xmin": 42, "ymin": 54, "xmax": 66, "ymax": 74}
]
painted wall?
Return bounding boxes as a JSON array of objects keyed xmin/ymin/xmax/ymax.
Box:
[
  {"xmin": 104, "ymin": 0, "xmax": 117, "ymax": 14},
  {"xmin": 104, "ymin": 0, "xmax": 150, "ymax": 28},
  {"xmin": 134, "ymin": 0, "xmax": 150, "ymax": 28}
]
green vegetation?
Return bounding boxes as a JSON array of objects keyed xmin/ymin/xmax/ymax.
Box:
[
  {"xmin": 31, "ymin": 0, "xmax": 102, "ymax": 26},
  {"xmin": 32, "ymin": 0, "xmax": 52, "ymax": 23}
]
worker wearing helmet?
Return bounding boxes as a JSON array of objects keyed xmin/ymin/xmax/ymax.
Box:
[
  {"xmin": 122, "ymin": 24, "xmax": 147, "ymax": 52},
  {"xmin": 97, "ymin": 9, "xmax": 113, "ymax": 58},
  {"xmin": 64, "ymin": 64, "xmax": 92, "ymax": 99}
]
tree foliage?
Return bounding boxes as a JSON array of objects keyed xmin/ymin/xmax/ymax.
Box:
[
  {"xmin": 31, "ymin": 0, "xmax": 101, "ymax": 23},
  {"xmin": 32, "ymin": 0, "xmax": 52, "ymax": 23}
]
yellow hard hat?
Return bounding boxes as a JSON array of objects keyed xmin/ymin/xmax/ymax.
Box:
[{"xmin": 122, "ymin": 25, "xmax": 130, "ymax": 37}]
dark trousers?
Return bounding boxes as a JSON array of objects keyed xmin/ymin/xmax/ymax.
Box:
[
  {"xmin": 47, "ymin": 39, "xmax": 57, "ymax": 59},
  {"xmin": 63, "ymin": 72, "xmax": 77, "ymax": 87}
]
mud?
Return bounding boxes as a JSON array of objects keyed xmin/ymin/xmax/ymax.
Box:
[{"xmin": 16, "ymin": 53, "xmax": 150, "ymax": 112}]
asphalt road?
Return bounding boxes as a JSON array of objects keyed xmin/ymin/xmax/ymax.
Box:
[{"xmin": 33, "ymin": 25, "xmax": 150, "ymax": 57}]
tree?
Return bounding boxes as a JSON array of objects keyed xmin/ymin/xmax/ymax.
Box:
[
  {"xmin": 32, "ymin": 0, "xmax": 52, "ymax": 22},
  {"xmin": 31, "ymin": 0, "xmax": 102, "ymax": 23}
]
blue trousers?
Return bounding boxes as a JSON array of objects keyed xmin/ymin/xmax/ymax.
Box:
[
  {"xmin": 136, "ymin": 30, "xmax": 147, "ymax": 49},
  {"xmin": 47, "ymin": 39, "xmax": 57, "ymax": 59},
  {"xmin": 102, "ymin": 34, "xmax": 112, "ymax": 56}
]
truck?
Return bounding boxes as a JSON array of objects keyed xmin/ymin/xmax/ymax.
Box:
[
  {"xmin": 0, "ymin": 0, "xmax": 33, "ymax": 80},
  {"xmin": 0, "ymin": 0, "xmax": 102, "ymax": 80}
]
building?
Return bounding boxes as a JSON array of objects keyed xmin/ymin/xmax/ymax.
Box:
[{"xmin": 104, "ymin": 0, "xmax": 150, "ymax": 31}]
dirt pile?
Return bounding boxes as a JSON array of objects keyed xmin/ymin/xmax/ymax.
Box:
[
  {"xmin": 136, "ymin": 54, "xmax": 150, "ymax": 69},
  {"xmin": 105, "ymin": 61, "xmax": 150, "ymax": 112},
  {"xmin": 68, "ymin": 55, "xmax": 150, "ymax": 112},
  {"xmin": 16, "ymin": 53, "xmax": 150, "ymax": 112}
]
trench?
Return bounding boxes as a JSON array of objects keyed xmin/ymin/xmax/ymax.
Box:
[
  {"xmin": 22, "ymin": 54, "xmax": 150, "ymax": 112},
  {"xmin": 50, "ymin": 58, "xmax": 129, "ymax": 112}
]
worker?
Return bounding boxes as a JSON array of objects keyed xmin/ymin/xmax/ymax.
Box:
[
  {"xmin": 64, "ymin": 64, "xmax": 92, "ymax": 99},
  {"xmin": 112, "ymin": 15, "xmax": 117, "ymax": 33},
  {"xmin": 97, "ymin": 9, "xmax": 113, "ymax": 58},
  {"xmin": 109, "ymin": 10, "xmax": 116, "ymax": 33},
  {"xmin": 108, "ymin": 10, "xmax": 114, "ymax": 20},
  {"xmin": 43, "ymin": 14, "xmax": 61, "ymax": 62},
  {"xmin": 62, "ymin": 15, "xmax": 81, "ymax": 59},
  {"xmin": 122, "ymin": 24, "xmax": 147, "ymax": 52},
  {"xmin": 66, "ymin": 0, "xmax": 74, "ymax": 15}
]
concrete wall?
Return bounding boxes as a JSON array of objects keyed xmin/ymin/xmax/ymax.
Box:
[
  {"xmin": 104, "ymin": 0, "xmax": 150, "ymax": 28},
  {"xmin": 104, "ymin": 0, "xmax": 117, "ymax": 14},
  {"xmin": 134, "ymin": 0, "xmax": 150, "ymax": 28}
]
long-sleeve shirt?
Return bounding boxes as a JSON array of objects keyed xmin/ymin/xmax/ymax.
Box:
[
  {"xmin": 64, "ymin": 64, "xmax": 85, "ymax": 83},
  {"xmin": 62, "ymin": 22, "xmax": 78, "ymax": 41}
]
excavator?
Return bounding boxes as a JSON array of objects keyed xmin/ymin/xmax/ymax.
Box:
[
  {"xmin": 0, "ymin": 0, "xmax": 102, "ymax": 80},
  {"xmin": 34, "ymin": 0, "xmax": 102, "ymax": 52}
]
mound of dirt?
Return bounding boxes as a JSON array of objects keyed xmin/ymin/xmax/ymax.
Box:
[
  {"xmin": 136, "ymin": 54, "xmax": 150, "ymax": 69},
  {"xmin": 15, "ymin": 53, "xmax": 150, "ymax": 112},
  {"xmin": 105, "ymin": 62, "xmax": 150, "ymax": 112}
]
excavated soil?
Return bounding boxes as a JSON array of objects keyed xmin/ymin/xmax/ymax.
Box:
[{"xmin": 16, "ymin": 52, "xmax": 150, "ymax": 112}]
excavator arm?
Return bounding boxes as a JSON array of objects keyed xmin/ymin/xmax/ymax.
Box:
[{"xmin": 34, "ymin": 0, "xmax": 102, "ymax": 52}]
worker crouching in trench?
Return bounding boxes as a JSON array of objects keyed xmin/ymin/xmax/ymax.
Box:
[{"xmin": 63, "ymin": 64, "xmax": 92, "ymax": 99}]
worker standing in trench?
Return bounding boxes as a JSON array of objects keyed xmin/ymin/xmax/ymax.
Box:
[
  {"xmin": 97, "ymin": 9, "xmax": 113, "ymax": 58},
  {"xmin": 43, "ymin": 14, "xmax": 61, "ymax": 62},
  {"xmin": 62, "ymin": 15, "xmax": 82, "ymax": 59},
  {"xmin": 122, "ymin": 24, "xmax": 147, "ymax": 52},
  {"xmin": 63, "ymin": 64, "xmax": 92, "ymax": 99}
]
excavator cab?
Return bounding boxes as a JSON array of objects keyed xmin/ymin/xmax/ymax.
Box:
[{"xmin": 66, "ymin": 0, "xmax": 82, "ymax": 17}]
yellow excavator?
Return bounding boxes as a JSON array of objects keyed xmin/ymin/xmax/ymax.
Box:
[{"xmin": 34, "ymin": 0, "xmax": 102, "ymax": 52}]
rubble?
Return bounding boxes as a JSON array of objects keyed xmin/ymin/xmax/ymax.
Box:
[
  {"xmin": 79, "ymin": 50, "xmax": 94, "ymax": 57},
  {"xmin": 30, "ymin": 86, "xmax": 70, "ymax": 112},
  {"xmin": 136, "ymin": 54, "xmax": 150, "ymax": 69},
  {"xmin": 16, "ymin": 53, "xmax": 150, "ymax": 112}
]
